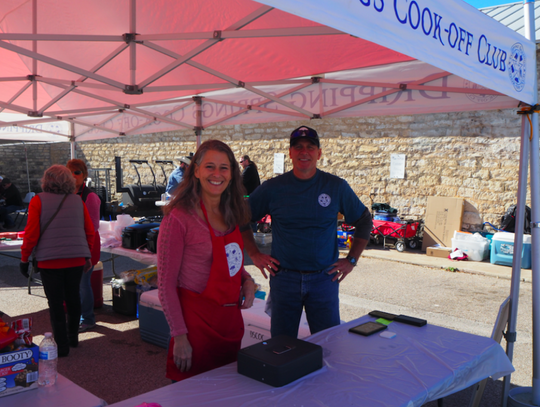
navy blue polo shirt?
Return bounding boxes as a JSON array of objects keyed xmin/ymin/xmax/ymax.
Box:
[{"xmin": 248, "ymin": 169, "xmax": 366, "ymax": 270}]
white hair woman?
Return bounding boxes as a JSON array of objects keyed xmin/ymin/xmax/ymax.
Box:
[{"xmin": 20, "ymin": 165, "xmax": 95, "ymax": 357}]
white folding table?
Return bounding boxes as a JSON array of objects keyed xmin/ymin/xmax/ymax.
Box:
[
  {"xmin": 4, "ymin": 374, "xmax": 106, "ymax": 407},
  {"xmin": 106, "ymin": 315, "xmax": 514, "ymax": 407}
]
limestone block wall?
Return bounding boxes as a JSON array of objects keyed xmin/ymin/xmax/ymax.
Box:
[
  {"xmin": 0, "ymin": 142, "xmax": 70, "ymax": 196},
  {"xmin": 74, "ymin": 107, "xmax": 527, "ymax": 231}
]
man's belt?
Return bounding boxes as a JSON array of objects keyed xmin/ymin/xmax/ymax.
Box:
[{"xmin": 278, "ymin": 266, "xmax": 325, "ymax": 274}]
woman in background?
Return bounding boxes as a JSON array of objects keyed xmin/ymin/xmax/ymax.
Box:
[
  {"xmin": 66, "ymin": 159, "xmax": 101, "ymax": 333},
  {"xmin": 20, "ymin": 165, "xmax": 94, "ymax": 357},
  {"xmin": 158, "ymin": 140, "xmax": 255, "ymax": 381}
]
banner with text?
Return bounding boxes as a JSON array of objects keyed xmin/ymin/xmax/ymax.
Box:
[{"xmin": 259, "ymin": 0, "xmax": 536, "ymax": 104}]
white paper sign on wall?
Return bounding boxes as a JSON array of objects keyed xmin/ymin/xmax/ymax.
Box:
[
  {"xmin": 274, "ymin": 153, "xmax": 285, "ymax": 174},
  {"xmin": 390, "ymin": 154, "xmax": 406, "ymax": 179}
]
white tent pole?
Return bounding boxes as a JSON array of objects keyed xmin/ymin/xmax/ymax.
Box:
[
  {"xmin": 194, "ymin": 96, "xmax": 202, "ymax": 148},
  {"xmin": 524, "ymin": 0, "xmax": 540, "ymax": 402},
  {"xmin": 32, "ymin": 0, "xmax": 37, "ymax": 113},
  {"xmin": 70, "ymin": 122, "xmax": 76, "ymax": 159},
  {"xmin": 23, "ymin": 142, "xmax": 30, "ymax": 192},
  {"xmin": 129, "ymin": 0, "xmax": 136, "ymax": 86},
  {"xmin": 531, "ymin": 110, "xmax": 540, "ymax": 403},
  {"xmin": 502, "ymin": 2, "xmax": 537, "ymax": 405},
  {"xmin": 503, "ymin": 115, "xmax": 529, "ymax": 406}
]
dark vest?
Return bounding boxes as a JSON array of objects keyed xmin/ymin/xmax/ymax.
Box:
[{"xmin": 35, "ymin": 193, "xmax": 91, "ymax": 261}]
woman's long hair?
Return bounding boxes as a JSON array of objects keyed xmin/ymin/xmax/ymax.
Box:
[{"xmin": 163, "ymin": 140, "xmax": 251, "ymax": 228}]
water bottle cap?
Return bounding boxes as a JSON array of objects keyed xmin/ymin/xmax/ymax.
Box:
[{"xmin": 44, "ymin": 332, "xmax": 52, "ymax": 338}]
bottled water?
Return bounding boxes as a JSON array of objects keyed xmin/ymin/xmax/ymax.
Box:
[{"xmin": 38, "ymin": 332, "xmax": 58, "ymax": 387}]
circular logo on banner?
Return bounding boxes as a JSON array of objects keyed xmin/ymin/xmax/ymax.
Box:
[
  {"xmin": 318, "ymin": 193, "xmax": 331, "ymax": 207},
  {"xmin": 463, "ymin": 80, "xmax": 498, "ymax": 104},
  {"xmin": 225, "ymin": 242, "xmax": 242, "ymax": 277},
  {"xmin": 508, "ymin": 42, "xmax": 526, "ymax": 92}
]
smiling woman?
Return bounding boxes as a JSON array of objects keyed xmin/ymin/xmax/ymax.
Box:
[
  {"xmin": 157, "ymin": 139, "xmax": 255, "ymax": 382},
  {"xmin": 194, "ymin": 150, "xmax": 233, "ymax": 207}
]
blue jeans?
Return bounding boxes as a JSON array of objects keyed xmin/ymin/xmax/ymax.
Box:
[
  {"xmin": 269, "ymin": 266, "xmax": 340, "ymax": 338},
  {"xmin": 80, "ymin": 265, "xmax": 95, "ymax": 325}
]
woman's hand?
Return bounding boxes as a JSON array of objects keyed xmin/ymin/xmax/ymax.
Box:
[
  {"xmin": 240, "ymin": 278, "xmax": 256, "ymax": 309},
  {"xmin": 19, "ymin": 262, "xmax": 30, "ymax": 279},
  {"xmin": 173, "ymin": 334, "xmax": 193, "ymax": 372},
  {"xmin": 83, "ymin": 258, "xmax": 92, "ymax": 273}
]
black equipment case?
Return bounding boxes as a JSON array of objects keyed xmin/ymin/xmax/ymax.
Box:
[
  {"xmin": 111, "ymin": 280, "xmax": 138, "ymax": 316},
  {"xmin": 237, "ymin": 335, "xmax": 323, "ymax": 387},
  {"xmin": 146, "ymin": 226, "xmax": 160, "ymax": 253},
  {"xmin": 122, "ymin": 223, "xmax": 161, "ymax": 250}
]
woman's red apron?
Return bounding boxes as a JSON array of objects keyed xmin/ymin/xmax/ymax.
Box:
[{"xmin": 166, "ymin": 203, "xmax": 245, "ymax": 381}]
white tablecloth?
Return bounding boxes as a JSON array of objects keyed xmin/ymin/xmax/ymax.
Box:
[
  {"xmin": 0, "ymin": 240, "xmax": 22, "ymax": 252},
  {"xmin": 5, "ymin": 374, "xmax": 106, "ymax": 407},
  {"xmin": 107, "ymin": 315, "xmax": 514, "ymax": 407},
  {"xmin": 101, "ymin": 246, "xmax": 157, "ymax": 266}
]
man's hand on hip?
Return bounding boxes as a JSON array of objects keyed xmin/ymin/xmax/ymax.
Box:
[
  {"xmin": 250, "ymin": 252, "xmax": 280, "ymax": 279},
  {"xmin": 328, "ymin": 258, "xmax": 354, "ymax": 283}
]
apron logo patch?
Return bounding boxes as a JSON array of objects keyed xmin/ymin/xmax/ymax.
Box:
[
  {"xmin": 225, "ymin": 242, "xmax": 243, "ymax": 277},
  {"xmin": 318, "ymin": 193, "xmax": 331, "ymax": 207}
]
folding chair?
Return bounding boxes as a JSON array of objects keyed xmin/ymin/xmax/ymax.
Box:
[
  {"xmin": 467, "ymin": 296, "xmax": 510, "ymax": 407},
  {"xmin": 433, "ymin": 297, "xmax": 510, "ymax": 407},
  {"xmin": 14, "ymin": 192, "xmax": 35, "ymax": 228}
]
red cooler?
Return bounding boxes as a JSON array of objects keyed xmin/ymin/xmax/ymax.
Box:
[{"xmin": 91, "ymin": 261, "xmax": 104, "ymax": 308}]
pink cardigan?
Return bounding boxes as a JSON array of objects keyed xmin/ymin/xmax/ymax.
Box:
[{"xmin": 157, "ymin": 206, "xmax": 250, "ymax": 338}]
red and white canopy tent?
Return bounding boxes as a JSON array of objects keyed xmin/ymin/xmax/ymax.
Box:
[
  {"xmin": 0, "ymin": 0, "xmax": 532, "ymax": 142},
  {"xmin": 0, "ymin": 0, "xmax": 538, "ymax": 403}
]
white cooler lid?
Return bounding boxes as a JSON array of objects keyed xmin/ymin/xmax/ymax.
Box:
[
  {"xmin": 139, "ymin": 289, "xmax": 162, "ymax": 310},
  {"xmin": 493, "ymin": 232, "xmax": 531, "ymax": 244}
]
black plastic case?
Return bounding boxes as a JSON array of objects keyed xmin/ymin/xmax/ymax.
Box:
[
  {"xmin": 112, "ymin": 281, "xmax": 138, "ymax": 316},
  {"xmin": 237, "ymin": 335, "xmax": 323, "ymax": 387},
  {"xmin": 146, "ymin": 226, "xmax": 160, "ymax": 253},
  {"xmin": 122, "ymin": 223, "xmax": 160, "ymax": 250}
]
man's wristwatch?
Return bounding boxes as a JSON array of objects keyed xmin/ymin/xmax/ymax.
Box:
[{"xmin": 346, "ymin": 255, "xmax": 357, "ymax": 267}]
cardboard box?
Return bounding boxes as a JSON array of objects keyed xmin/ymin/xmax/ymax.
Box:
[
  {"xmin": 422, "ymin": 197, "xmax": 464, "ymax": 251},
  {"xmin": 240, "ymin": 299, "xmax": 311, "ymax": 348},
  {"xmin": 426, "ymin": 246, "xmax": 453, "ymax": 258},
  {"xmin": 0, "ymin": 344, "xmax": 39, "ymax": 398}
]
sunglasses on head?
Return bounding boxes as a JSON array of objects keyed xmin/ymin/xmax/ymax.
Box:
[
  {"xmin": 291, "ymin": 127, "xmax": 318, "ymax": 139},
  {"xmin": 73, "ymin": 170, "xmax": 82, "ymax": 175}
]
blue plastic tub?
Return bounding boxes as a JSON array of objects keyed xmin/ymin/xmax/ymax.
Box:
[{"xmin": 490, "ymin": 232, "xmax": 531, "ymax": 269}]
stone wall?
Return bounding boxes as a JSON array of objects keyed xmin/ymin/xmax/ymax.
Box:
[
  {"xmin": 71, "ymin": 107, "xmax": 527, "ymax": 231},
  {"xmin": 0, "ymin": 142, "xmax": 70, "ymax": 196}
]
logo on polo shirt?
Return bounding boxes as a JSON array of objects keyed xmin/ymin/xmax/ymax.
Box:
[
  {"xmin": 225, "ymin": 242, "xmax": 243, "ymax": 277},
  {"xmin": 318, "ymin": 193, "xmax": 331, "ymax": 207}
]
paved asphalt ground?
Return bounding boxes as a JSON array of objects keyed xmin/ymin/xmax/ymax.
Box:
[{"xmin": 0, "ymin": 240, "xmax": 534, "ymax": 406}]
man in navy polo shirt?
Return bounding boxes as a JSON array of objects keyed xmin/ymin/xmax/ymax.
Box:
[{"xmin": 241, "ymin": 126, "xmax": 372, "ymax": 338}]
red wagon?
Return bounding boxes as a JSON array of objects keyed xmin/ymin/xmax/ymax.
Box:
[{"xmin": 370, "ymin": 219, "xmax": 423, "ymax": 252}]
